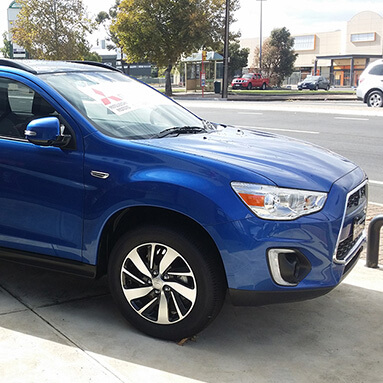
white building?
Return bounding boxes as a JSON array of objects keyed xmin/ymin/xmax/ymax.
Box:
[{"xmin": 241, "ymin": 11, "xmax": 383, "ymax": 87}]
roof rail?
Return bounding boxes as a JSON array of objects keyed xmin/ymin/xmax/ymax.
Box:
[
  {"xmin": 69, "ymin": 61, "xmax": 122, "ymax": 73},
  {"xmin": 0, "ymin": 59, "xmax": 37, "ymax": 74}
]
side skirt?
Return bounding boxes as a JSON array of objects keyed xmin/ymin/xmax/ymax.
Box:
[{"xmin": 0, "ymin": 247, "xmax": 96, "ymax": 278}]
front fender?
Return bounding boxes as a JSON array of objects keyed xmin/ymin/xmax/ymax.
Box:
[{"xmin": 82, "ymin": 132, "xmax": 274, "ymax": 264}]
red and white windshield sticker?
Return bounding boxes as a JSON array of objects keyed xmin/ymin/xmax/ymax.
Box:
[{"xmin": 79, "ymin": 84, "xmax": 132, "ymax": 115}]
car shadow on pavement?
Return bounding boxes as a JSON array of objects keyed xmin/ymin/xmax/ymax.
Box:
[{"xmin": 0, "ymin": 259, "xmax": 382, "ymax": 383}]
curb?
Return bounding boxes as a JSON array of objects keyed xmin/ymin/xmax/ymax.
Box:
[{"xmin": 171, "ymin": 92, "xmax": 357, "ymax": 102}]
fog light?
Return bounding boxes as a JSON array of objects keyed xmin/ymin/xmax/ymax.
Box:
[{"xmin": 268, "ymin": 249, "xmax": 311, "ymax": 286}]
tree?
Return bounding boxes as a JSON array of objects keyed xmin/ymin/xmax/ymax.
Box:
[
  {"xmin": 83, "ymin": 51, "xmax": 102, "ymax": 62},
  {"xmin": 110, "ymin": 0, "xmax": 239, "ymax": 96},
  {"xmin": 1, "ymin": 33, "xmax": 12, "ymax": 58},
  {"xmin": 12, "ymin": 0, "xmax": 96, "ymax": 60},
  {"xmin": 228, "ymin": 42, "xmax": 249, "ymax": 83},
  {"xmin": 253, "ymin": 27, "xmax": 297, "ymax": 87},
  {"xmin": 96, "ymin": 1, "xmax": 121, "ymax": 51}
]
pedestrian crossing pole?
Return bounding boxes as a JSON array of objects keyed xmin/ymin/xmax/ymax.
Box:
[{"xmin": 222, "ymin": 0, "xmax": 230, "ymax": 99}]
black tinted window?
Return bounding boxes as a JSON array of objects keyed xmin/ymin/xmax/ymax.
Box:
[
  {"xmin": 0, "ymin": 78, "xmax": 59, "ymax": 139},
  {"xmin": 369, "ymin": 64, "xmax": 383, "ymax": 76}
]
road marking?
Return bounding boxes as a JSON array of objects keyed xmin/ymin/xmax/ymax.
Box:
[
  {"xmin": 370, "ymin": 180, "xmax": 383, "ymax": 186},
  {"xmin": 237, "ymin": 125, "xmax": 320, "ymax": 135},
  {"xmin": 238, "ymin": 112, "xmax": 263, "ymax": 115},
  {"xmin": 370, "ymin": 202, "xmax": 383, "ymax": 207},
  {"xmin": 334, "ymin": 117, "xmax": 369, "ymax": 121}
]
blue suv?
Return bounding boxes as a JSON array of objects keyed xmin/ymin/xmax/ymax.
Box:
[{"xmin": 0, "ymin": 60, "xmax": 367, "ymax": 340}]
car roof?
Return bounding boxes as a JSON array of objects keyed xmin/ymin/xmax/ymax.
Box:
[{"xmin": 0, "ymin": 59, "xmax": 120, "ymax": 75}]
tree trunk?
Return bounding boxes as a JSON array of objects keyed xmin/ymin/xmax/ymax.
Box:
[{"xmin": 165, "ymin": 64, "xmax": 173, "ymax": 96}]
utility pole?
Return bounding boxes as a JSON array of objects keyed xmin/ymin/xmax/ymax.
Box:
[
  {"xmin": 222, "ymin": 0, "xmax": 230, "ymax": 99},
  {"xmin": 256, "ymin": 0, "xmax": 267, "ymax": 72}
]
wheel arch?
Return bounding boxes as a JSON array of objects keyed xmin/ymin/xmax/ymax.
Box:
[
  {"xmin": 364, "ymin": 88, "xmax": 383, "ymax": 103},
  {"xmin": 95, "ymin": 206, "xmax": 228, "ymax": 286}
]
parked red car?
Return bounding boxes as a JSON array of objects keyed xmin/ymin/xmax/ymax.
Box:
[{"xmin": 231, "ymin": 73, "xmax": 269, "ymax": 90}]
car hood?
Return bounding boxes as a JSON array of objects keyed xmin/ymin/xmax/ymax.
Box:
[{"xmin": 140, "ymin": 127, "xmax": 357, "ymax": 191}]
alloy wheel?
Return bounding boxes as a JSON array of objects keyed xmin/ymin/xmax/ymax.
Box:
[
  {"xmin": 368, "ymin": 92, "xmax": 383, "ymax": 107},
  {"xmin": 120, "ymin": 242, "xmax": 197, "ymax": 324}
]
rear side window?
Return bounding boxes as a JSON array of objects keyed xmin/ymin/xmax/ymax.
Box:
[
  {"xmin": 8, "ymin": 82, "xmax": 35, "ymax": 113},
  {"xmin": 369, "ymin": 64, "xmax": 383, "ymax": 76}
]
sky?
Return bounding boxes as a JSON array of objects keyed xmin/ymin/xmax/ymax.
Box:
[{"xmin": 1, "ymin": 0, "xmax": 382, "ymax": 47}]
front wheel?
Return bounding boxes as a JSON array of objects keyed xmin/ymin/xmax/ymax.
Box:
[
  {"xmin": 247, "ymin": 83, "xmax": 252, "ymax": 90},
  {"xmin": 108, "ymin": 226, "xmax": 226, "ymax": 340},
  {"xmin": 367, "ymin": 90, "xmax": 383, "ymax": 107}
]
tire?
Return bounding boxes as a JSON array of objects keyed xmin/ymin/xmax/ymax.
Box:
[
  {"xmin": 247, "ymin": 83, "xmax": 252, "ymax": 90},
  {"xmin": 315, "ymin": 84, "xmax": 319, "ymax": 91},
  {"xmin": 367, "ymin": 90, "xmax": 383, "ymax": 107},
  {"xmin": 108, "ymin": 225, "xmax": 226, "ymax": 341},
  {"xmin": 261, "ymin": 82, "xmax": 267, "ymax": 90},
  {"xmin": 326, "ymin": 85, "xmax": 330, "ymax": 91}
]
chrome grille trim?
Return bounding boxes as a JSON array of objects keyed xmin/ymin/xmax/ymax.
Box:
[{"xmin": 333, "ymin": 180, "xmax": 368, "ymax": 265}]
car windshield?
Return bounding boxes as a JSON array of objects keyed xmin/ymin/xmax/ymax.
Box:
[
  {"xmin": 39, "ymin": 71, "xmax": 204, "ymax": 140},
  {"xmin": 243, "ymin": 74, "xmax": 252, "ymax": 79},
  {"xmin": 304, "ymin": 76, "xmax": 319, "ymax": 81}
]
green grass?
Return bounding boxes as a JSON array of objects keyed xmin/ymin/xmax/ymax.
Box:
[
  {"xmin": 230, "ymin": 89, "xmax": 356, "ymax": 95},
  {"xmin": 157, "ymin": 88, "xmax": 186, "ymax": 94}
]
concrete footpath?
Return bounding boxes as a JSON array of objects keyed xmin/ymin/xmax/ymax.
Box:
[{"xmin": 0, "ymin": 250, "xmax": 382, "ymax": 382}]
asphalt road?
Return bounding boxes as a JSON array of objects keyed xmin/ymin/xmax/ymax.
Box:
[{"xmin": 177, "ymin": 99, "xmax": 383, "ymax": 204}]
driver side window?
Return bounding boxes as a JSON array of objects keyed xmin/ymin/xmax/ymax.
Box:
[{"xmin": 0, "ymin": 78, "xmax": 59, "ymax": 140}]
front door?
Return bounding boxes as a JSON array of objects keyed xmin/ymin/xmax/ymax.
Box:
[{"xmin": 0, "ymin": 76, "xmax": 84, "ymax": 261}]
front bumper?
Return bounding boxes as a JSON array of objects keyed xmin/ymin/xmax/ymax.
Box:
[
  {"xmin": 232, "ymin": 83, "xmax": 248, "ymax": 89},
  {"xmin": 205, "ymin": 167, "xmax": 367, "ymax": 306},
  {"xmin": 229, "ymin": 245, "xmax": 363, "ymax": 306}
]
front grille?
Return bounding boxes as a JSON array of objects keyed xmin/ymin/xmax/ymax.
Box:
[
  {"xmin": 334, "ymin": 181, "xmax": 368, "ymax": 264},
  {"xmin": 347, "ymin": 184, "xmax": 366, "ymax": 211},
  {"xmin": 336, "ymin": 235, "xmax": 360, "ymax": 261}
]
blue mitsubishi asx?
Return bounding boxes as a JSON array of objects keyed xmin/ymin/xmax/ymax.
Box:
[{"xmin": 0, "ymin": 59, "xmax": 367, "ymax": 340}]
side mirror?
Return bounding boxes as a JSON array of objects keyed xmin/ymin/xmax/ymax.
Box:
[{"xmin": 25, "ymin": 117, "xmax": 71, "ymax": 147}]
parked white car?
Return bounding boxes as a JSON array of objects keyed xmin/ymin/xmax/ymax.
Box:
[{"xmin": 356, "ymin": 59, "xmax": 383, "ymax": 107}]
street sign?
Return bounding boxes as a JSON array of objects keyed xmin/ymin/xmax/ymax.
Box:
[{"xmin": 200, "ymin": 72, "xmax": 206, "ymax": 87}]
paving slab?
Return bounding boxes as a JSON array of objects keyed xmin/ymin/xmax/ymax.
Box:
[
  {"xmin": 0, "ymin": 310, "xmax": 123, "ymax": 383},
  {"xmin": 0, "ymin": 286, "xmax": 26, "ymax": 315},
  {"xmin": 0, "ymin": 260, "xmax": 109, "ymax": 308},
  {"xmin": 0, "ymin": 259, "xmax": 382, "ymax": 383}
]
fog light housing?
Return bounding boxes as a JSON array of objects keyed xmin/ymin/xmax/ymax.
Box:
[{"xmin": 268, "ymin": 249, "xmax": 311, "ymax": 286}]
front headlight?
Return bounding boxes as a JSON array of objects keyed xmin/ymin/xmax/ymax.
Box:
[{"xmin": 231, "ymin": 182, "xmax": 327, "ymax": 220}]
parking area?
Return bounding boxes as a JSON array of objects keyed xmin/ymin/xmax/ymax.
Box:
[{"xmin": 1, "ymin": 257, "xmax": 382, "ymax": 383}]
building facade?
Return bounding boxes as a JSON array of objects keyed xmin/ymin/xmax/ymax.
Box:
[
  {"xmin": 7, "ymin": 1, "xmax": 26, "ymax": 58},
  {"xmin": 241, "ymin": 11, "xmax": 383, "ymax": 87}
]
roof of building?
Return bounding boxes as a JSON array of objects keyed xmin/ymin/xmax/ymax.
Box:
[
  {"xmin": 8, "ymin": 1, "xmax": 22, "ymax": 9},
  {"xmin": 182, "ymin": 51, "xmax": 223, "ymax": 63}
]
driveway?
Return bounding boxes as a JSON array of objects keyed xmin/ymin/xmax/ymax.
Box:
[{"xmin": 0, "ymin": 258, "xmax": 382, "ymax": 383}]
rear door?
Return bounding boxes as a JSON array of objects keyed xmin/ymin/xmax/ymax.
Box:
[
  {"xmin": 0, "ymin": 75, "xmax": 85, "ymax": 262},
  {"xmin": 367, "ymin": 63, "xmax": 383, "ymax": 91}
]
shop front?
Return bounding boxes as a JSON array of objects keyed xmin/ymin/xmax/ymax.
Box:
[
  {"xmin": 332, "ymin": 58, "xmax": 367, "ymax": 86},
  {"xmin": 316, "ymin": 54, "xmax": 382, "ymax": 87}
]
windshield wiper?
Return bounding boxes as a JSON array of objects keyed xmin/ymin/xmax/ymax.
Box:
[{"xmin": 151, "ymin": 126, "xmax": 207, "ymax": 139}]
